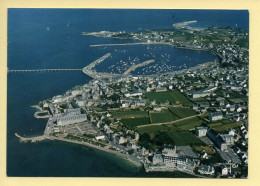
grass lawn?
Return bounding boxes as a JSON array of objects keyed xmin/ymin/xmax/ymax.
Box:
[
  {"xmin": 169, "ymin": 107, "xmax": 197, "ymax": 118},
  {"xmin": 150, "ymin": 109, "xmax": 179, "ymax": 123},
  {"xmin": 120, "ymin": 117, "xmax": 150, "ymax": 129},
  {"xmin": 110, "ymin": 110, "xmax": 148, "ymax": 119},
  {"xmin": 145, "ymin": 90, "xmax": 193, "ymax": 107}
]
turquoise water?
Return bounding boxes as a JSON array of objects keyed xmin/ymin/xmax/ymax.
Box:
[{"xmin": 7, "ymin": 9, "xmax": 248, "ymax": 177}]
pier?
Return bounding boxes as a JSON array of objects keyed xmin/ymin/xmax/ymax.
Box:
[
  {"xmin": 123, "ymin": 59, "xmax": 155, "ymax": 75},
  {"xmin": 15, "ymin": 133, "xmax": 46, "ymax": 143},
  {"xmin": 8, "ymin": 69, "xmax": 82, "ymax": 73}
]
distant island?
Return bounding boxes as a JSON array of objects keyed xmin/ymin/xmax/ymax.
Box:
[{"xmin": 16, "ymin": 21, "xmax": 248, "ymax": 178}]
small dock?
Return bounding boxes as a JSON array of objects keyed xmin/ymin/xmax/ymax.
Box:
[{"xmin": 15, "ymin": 133, "xmax": 46, "ymax": 143}]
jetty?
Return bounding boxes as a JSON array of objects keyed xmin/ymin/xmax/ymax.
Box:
[
  {"xmin": 8, "ymin": 69, "xmax": 82, "ymax": 73},
  {"xmin": 173, "ymin": 20, "xmax": 197, "ymax": 28},
  {"xmin": 15, "ymin": 133, "xmax": 46, "ymax": 143},
  {"xmin": 123, "ymin": 59, "xmax": 155, "ymax": 75}
]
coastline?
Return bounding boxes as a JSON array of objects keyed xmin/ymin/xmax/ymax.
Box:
[
  {"xmin": 48, "ymin": 136, "xmax": 143, "ymax": 167},
  {"xmin": 16, "ymin": 133, "xmax": 143, "ymax": 167}
]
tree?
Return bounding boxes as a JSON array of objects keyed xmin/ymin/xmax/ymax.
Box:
[
  {"xmin": 153, "ymin": 132, "xmax": 175, "ymax": 147},
  {"xmin": 109, "ymin": 94, "xmax": 120, "ymax": 101},
  {"xmin": 138, "ymin": 133, "xmax": 151, "ymax": 147}
]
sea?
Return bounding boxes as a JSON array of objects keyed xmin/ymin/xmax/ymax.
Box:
[{"xmin": 7, "ymin": 9, "xmax": 249, "ymax": 177}]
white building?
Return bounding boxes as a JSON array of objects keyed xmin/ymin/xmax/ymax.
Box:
[
  {"xmin": 221, "ymin": 134, "xmax": 235, "ymax": 145},
  {"xmin": 209, "ymin": 112, "xmax": 223, "ymax": 121},
  {"xmin": 95, "ymin": 134, "xmax": 105, "ymax": 140},
  {"xmin": 222, "ymin": 167, "xmax": 229, "ymax": 176},
  {"xmin": 198, "ymin": 165, "xmax": 215, "ymax": 175},
  {"xmin": 57, "ymin": 114, "xmax": 87, "ymax": 125},
  {"xmin": 192, "ymin": 91, "xmax": 211, "ymax": 98},
  {"xmin": 115, "ymin": 136, "xmax": 126, "ymax": 144},
  {"xmin": 152, "ymin": 154, "xmax": 164, "ymax": 164},
  {"xmin": 195, "ymin": 127, "xmax": 208, "ymax": 137},
  {"xmin": 162, "ymin": 146, "xmax": 178, "ymax": 157},
  {"xmin": 124, "ymin": 92, "xmax": 142, "ymax": 97}
]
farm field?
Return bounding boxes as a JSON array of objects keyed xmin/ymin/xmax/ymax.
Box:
[
  {"xmin": 145, "ymin": 90, "xmax": 193, "ymax": 106},
  {"xmin": 120, "ymin": 117, "xmax": 150, "ymax": 129},
  {"xmin": 165, "ymin": 130, "xmax": 203, "ymax": 146},
  {"xmin": 137, "ymin": 124, "xmax": 204, "ymax": 146},
  {"xmin": 169, "ymin": 107, "xmax": 197, "ymax": 118},
  {"xmin": 110, "ymin": 110, "xmax": 148, "ymax": 119},
  {"xmin": 165, "ymin": 116, "xmax": 204, "ymax": 131},
  {"xmin": 150, "ymin": 109, "xmax": 179, "ymax": 123},
  {"xmin": 137, "ymin": 125, "xmax": 167, "ymax": 135},
  {"xmin": 211, "ymin": 121, "xmax": 243, "ymax": 132}
]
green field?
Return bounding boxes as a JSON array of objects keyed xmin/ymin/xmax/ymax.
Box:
[
  {"xmin": 137, "ymin": 124, "xmax": 203, "ymax": 146},
  {"xmin": 208, "ymin": 122, "xmax": 223, "ymax": 128},
  {"xmin": 216, "ymin": 90, "xmax": 248, "ymax": 102},
  {"xmin": 228, "ymin": 91, "xmax": 248, "ymax": 100},
  {"xmin": 212, "ymin": 121, "xmax": 243, "ymax": 132},
  {"xmin": 169, "ymin": 107, "xmax": 197, "ymax": 118},
  {"xmin": 145, "ymin": 90, "xmax": 192, "ymax": 106},
  {"xmin": 177, "ymin": 120, "xmax": 204, "ymax": 131},
  {"xmin": 137, "ymin": 125, "xmax": 167, "ymax": 135},
  {"xmin": 120, "ymin": 117, "xmax": 150, "ymax": 129},
  {"xmin": 166, "ymin": 130, "xmax": 203, "ymax": 146},
  {"xmin": 110, "ymin": 110, "xmax": 148, "ymax": 119},
  {"xmin": 150, "ymin": 109, "xmax": 179, "ymax": 123},
  {"xmin": 165, "ymin": 116, "xmax": 204, "ymax": 131}
]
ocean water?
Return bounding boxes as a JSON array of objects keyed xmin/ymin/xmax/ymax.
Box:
[{"xmin": 7, "ymin": 9, "xmax": 249, "ymax": 177}]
